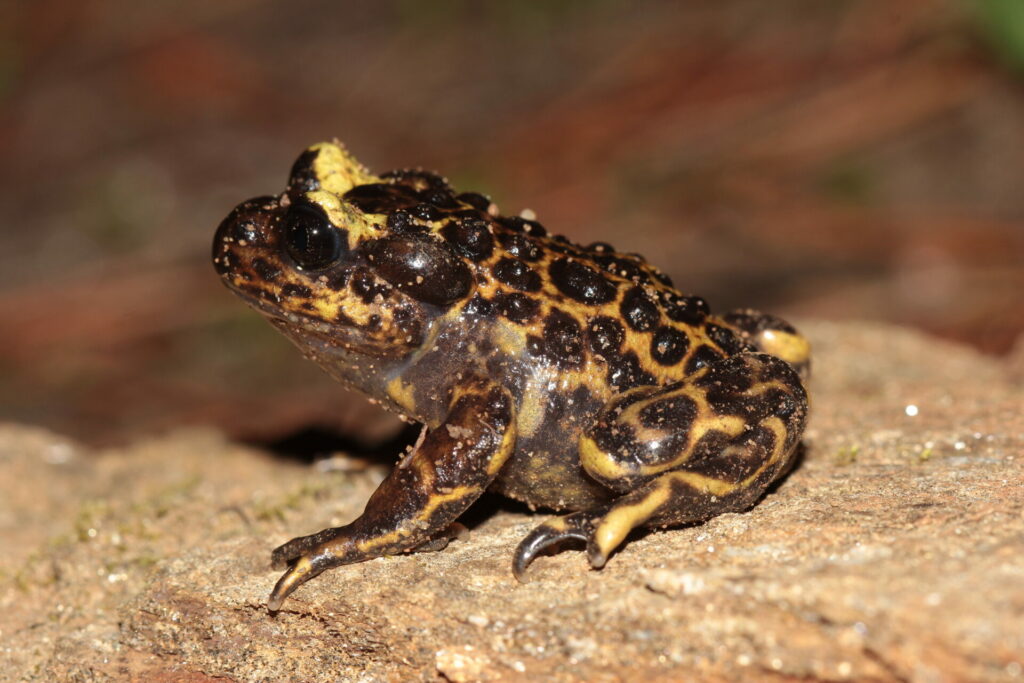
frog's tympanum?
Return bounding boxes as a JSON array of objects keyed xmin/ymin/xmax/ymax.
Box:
[{"xmin": 213, "ymin": 142, "xmax": 810, "ymax": 611}]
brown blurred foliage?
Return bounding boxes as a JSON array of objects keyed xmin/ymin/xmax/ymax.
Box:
[{"xmin": 0, "ymin": 0, "xmax": 1021, "ymax": 445}]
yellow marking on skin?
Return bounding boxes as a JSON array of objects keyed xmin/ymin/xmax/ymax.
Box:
[
  {"xmin": 687, "ymin": 413, "xmax": 747, "ymax": 445},
  {"xmin": 486, "ymin": 413, "xmax": 517, "ymax": 476},
  {"xmin": 667, "ymin": 470, "xmax": 740, "ymax": 498},
  {"xmin": 268, "ymin": 555, "xmax": 316, "ymax": 610},
  {"xmin": 303, "ymin": 142, "xmax": 384, "ymax": 247},
  {"xmin": 354, "ymin": 485, "xmax": 475, "ymax": 554},
  {"xmin": 386, "ymin": 376, "xmax": 418, "ymax": 415},
  {"xmin": 543, "ymin": 516, "xmax": 570, "ymax": 532},
  {"xmin": 490, "ymin": 319, "xmax": 528, "ymax": 357},
  {"xmin": 310, "ymin": 141, "xmax": 378, "ymax": 196},
  {"xmin": 579, "ymin": 434, "xmax": 632, "ymax": 482},
  {"xmin": 758, "ymin": 329, "xmax": 811, "ymax": 366},
  {"xmin": 580, "ymin": 381, "xmax": 753, "ymax": 482},
  {"xmin": 592, "ymin": 477, "xmax": 673, "ymax": 559},
  {"xmin": 592, "ymin": 468, "xmax": 741, "ymax": 558},
  {"xmin": 517, "ymin": 375, "xmax": 553, "ymax": 439},
  {"xmin": 304, "ymin": 189, "xmax": 376, "ymax": 249},
  {"xmin": 759, "ymin": 416, "xmax": 788, "ymax": 467}
]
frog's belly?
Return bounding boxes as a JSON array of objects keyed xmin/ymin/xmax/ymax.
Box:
[
  {"xmin": 489, "ymin": 384, "xmax": 612, "ymax": 511},
  {"xmin": 490, "ymin": 443, "xmax": 611, "ymax": 511}
]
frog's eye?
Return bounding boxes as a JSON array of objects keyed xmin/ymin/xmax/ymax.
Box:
[
  {"xmin": 283, "ymin": 203, "xmax": 344, "ymax": 270},
  {"xmin": 368, "ymin": 235, "xmax": 473, "ymax": 306}
]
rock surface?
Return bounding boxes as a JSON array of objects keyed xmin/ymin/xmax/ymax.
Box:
[{"xmin": 1, "ymin": 321, "xmax": 1022, "ymax": 681}]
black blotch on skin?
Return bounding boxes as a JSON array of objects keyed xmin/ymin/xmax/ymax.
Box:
[
  {"xmin": 281, "ymin": 283, "xmax": 312, "ymax": 299},
  {"xmin": 663, "ymin": 293, "xmax": 709, "ymax": 325},
  {"xmin": 421, "ymin": 188, "xmax": 460, "ymax": 210},
  {"xmin": 528, "ymin": 308, "xmax": 584, "ymax": 368},
  {"xmin": 440, "ymin": 218, "xmax": 494, "ymax": 262},
  {"xmin": 411, "ymin": 202, "xmax": 443, "ymax": 222},
  {"xmin": 456, "ymin": 192, "xmax": 491, "ymax": 211},
  {"xmin": 252, "ymin": 258, "xmax": 282, "ymax": 282},
  {"xmin": 721, "ymin": 310, "xmax": 799, "ymax": 336},
  {"xmin": 653, "ymin": 270, "xmax": 674, "ymax": 287},
  {"xmin": 588, "ymin": 316, "xmax": 626, "ymax": 357},
  {"xmin": 706, "ymin": 323, "xmax": 748, "ymax": 355},
  {"xmin": 344, "ymin": 183, "xmax": 419, "ymax": 214},
  {"xmin": 325, "ymin": 269, "xmax": 351, "ymax": 291},
  {"xmin": 496, "ymin": 231, "xmax": 543, "ymax": 262},
  {"xmin": 685, "ymin": 345, "xmax": 724, "ymax": 373},
  {"xmin": 463, "ymin": 294, "xmax": 493, "ymax": 317},
  {"xmin": 350, "ymin": 269, "xmax": 391, "ymax": 304},
  {"xmin": 591, "ymin": 421, "xmax": 639, "ymax": 464},
  {"xmin": 549, "ymin": 258, "xmax": 617, "ymax": 305},
  {"xmin": 621, "ymin": 286, "xmax": 660, "ymax": 331},
  {"xmin": 497, "ymin": 216, "xmax": 526, "ymax": 233},
  {"xmin": 684, "ymin": 429, "xmax": 760, "ymax": 482},
  {"xmin": 492, "ymin": 292, "xmax": 540, "ymax": 323},
  {"xmin": 607, "ymin": 351, "xmax": 657, "ymax": 391},
  {"xmin": 393, "ymin": 305, "xmax": 423, "ymax": 342},
  {"xmin": 650, "ymin": 326, "xmax": 690, "ymax": 365},
  {"xmin": 387, "ymin": 209, "xmax": 421, "ymax": 233},
  {"xmin": 638, "ymin": 395, "xmax": 698, "ymax": 431},
  {"xmin": 694, "ymin": 354, "xmax": 754, "ymax": 397},
  {"xmin": 499, "ymin": 216, "xmax": 547, "ymax": 237},
  {"xmin": 494, "ymin": 258, "xmax": 542, "ymax": 292},
  {"xmin": 287, "ymin": 149, "xmax": 320, "ymax": 195},
  {"xmin": 367, "ymin": 314, "xmax": 382, "ymax": 331},
  {"xmin": 587, "ymin": 241, "xmax": 616, "ymax": 253},
  {"xmin": 368, "ymin": 234, "xmax": 473, "ymax": 306},
  {"xmin": 382, "ymin": 169, "xmax": 451, "ymax": 193},
  {"xmin": 596, "ymin": 254, "xmax": 646, "ymax": 282}
]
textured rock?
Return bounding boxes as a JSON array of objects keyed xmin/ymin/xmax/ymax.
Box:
[{"xmin": 1, "ymin": 321, "xmax": 1022, "ymax": 681}]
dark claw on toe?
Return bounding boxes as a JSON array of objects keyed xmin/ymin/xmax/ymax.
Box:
[{"xmin": 511, "ymin": 514, "xmax": 593, "ymax": 581}]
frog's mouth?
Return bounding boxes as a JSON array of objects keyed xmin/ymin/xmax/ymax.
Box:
[{"xmin": 227, "ymin": 280, "xmax": 425, "ymax": 369}]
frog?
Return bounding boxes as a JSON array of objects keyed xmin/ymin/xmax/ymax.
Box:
[{"xmin": 212, "ymin": 141, "xmax": 810, "ymax": 611}]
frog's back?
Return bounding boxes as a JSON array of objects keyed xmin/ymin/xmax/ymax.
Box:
[{"xmin": 349, "ymin": 167, "xmax": 754, "ymax": 392}]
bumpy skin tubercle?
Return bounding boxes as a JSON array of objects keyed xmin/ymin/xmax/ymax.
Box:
[{"xmin": 212, "ymin": 141, "xmax": 810, "ymax": 610}]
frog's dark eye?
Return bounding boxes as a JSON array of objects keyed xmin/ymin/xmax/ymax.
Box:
[
  {"xmin": 367, "ymin": 235, "xmax": 473, "ymax": 306},
  {"xmin": 283, "ymin": 203, "xmax": 344, "ymax": 270}
]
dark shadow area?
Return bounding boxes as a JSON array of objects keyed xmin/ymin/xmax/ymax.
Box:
[
  {"xmin": 253, "ymin": 422, "xmax": 422, "ymax": 466},
  {"xmin": 460, "ymin": 490, "xmax": 535, "ymax": 531}
]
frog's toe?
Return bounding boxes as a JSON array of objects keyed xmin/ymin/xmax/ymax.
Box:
[
  {"xmin": 270, "ymin": 530, "xmax": 331, "ymax": 569},
  {"xmin": 512, "ymin": 511, "xmax": 600, "ymax": 581},
  {"xmin": 267, "ymin": 550, "xmax": 336, "ymax": 611}
]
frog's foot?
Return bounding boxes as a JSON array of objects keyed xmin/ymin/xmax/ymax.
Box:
[
  {"xmin": 512, "ymin": 509, "xmax": 604, "ymax": 581},
  {"xmin": 513, "ymin": 468, "xmax": 777, "ymax": 580},
  {"xmin": 268, "ymin": 528, "xmax": 355, "ymax": 611},
  {"xmin": 271, "ymin": 528, "xmax": 338, "ymax": 570},
  {"xmin": 266, "ymin": 377, "xmax": 516, "ymax": 612}
]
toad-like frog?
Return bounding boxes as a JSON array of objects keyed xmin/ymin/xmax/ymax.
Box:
[{"xmin": 213, "ymin": 142, "xmax": 810, "ymax": 610}]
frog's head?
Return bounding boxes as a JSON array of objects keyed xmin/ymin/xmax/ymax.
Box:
[{"xmin": 213, "ymin": 142, "xmax": 482, "ymax": 365}]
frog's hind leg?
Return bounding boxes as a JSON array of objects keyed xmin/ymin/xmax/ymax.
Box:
[
  {"xmin": 720, "ymin": 309, "xmax": 811, "ymax": 378},
  {"xmin": 513, "ymin": 352, "xmax": 807, "ymax": 577}
]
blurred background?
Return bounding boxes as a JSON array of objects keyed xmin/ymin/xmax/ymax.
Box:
[{"xmin": 1, "ymin": 0, "xmax": 1021, "ymax": 447}]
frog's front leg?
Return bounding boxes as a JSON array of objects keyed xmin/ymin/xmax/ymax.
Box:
[
  {"xmin": 514, "ymin": 352, "xmax": 806, "ymax": 577},
  {"xmin": 268, "ymin": 377, "xmax": 516, "ymax": 610}
]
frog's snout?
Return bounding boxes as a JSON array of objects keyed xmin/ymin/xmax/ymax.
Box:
[{"xmin": 212, "ymin": 195, "xmax": 282, "ymax": 277}]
